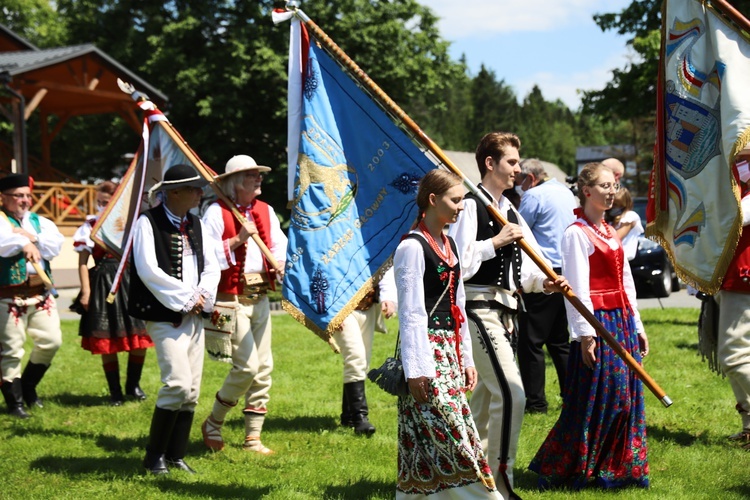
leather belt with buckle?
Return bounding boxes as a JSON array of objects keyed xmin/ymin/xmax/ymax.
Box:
[{"xmin": 0, "ymin": 275, "xmax": 46, "ymax": 299}]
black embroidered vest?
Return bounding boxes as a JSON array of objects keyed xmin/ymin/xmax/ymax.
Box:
[
  {"xmin": 405, "ymin": 234, "xmax": 460, "ymax": 331},
  {"xmin": 464, "ymin": 191, "xmax": 520, "ymax": 290},
  {"xmin": 129, "ymin": 205, "xmax": 204, "ymax": 324}
]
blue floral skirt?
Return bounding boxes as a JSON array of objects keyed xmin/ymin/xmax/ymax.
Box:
[
  {"xmin": 528, "ymin": 308, "xmax": 649, "ymax": 490},
  {"xmin": 397, "ymin": 327, "xmax": 497, "ymax": 496}
]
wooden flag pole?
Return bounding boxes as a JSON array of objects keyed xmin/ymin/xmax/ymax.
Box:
[
  {"xmin": 289, "ymin": 6, "xmax": 672, "ymax": 408},
  {"xmin": 117, "ymin": 79, "xmax": 282, "ymax": 275}
]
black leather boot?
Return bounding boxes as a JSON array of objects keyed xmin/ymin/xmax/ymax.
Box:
[
  {"xmin": 104, "ymin": 369, "xmax": 124, "ymax": 406},
  {"xmin": 1, "ymin": 378, "xmax": 30, "ymax": 419},
  {"xmin": 340, "ymin": 385, "xmax": 353, "ymax": 427},
  {"xmin": 143, "ymin": 407, "xmax": 178, "ymax": 474},
  {"xmin": 125, "ymin": 359, "xmax": 147, "ymax": 401},
  {"xmin": 165, "ymin": 411, "xmax": 196, "ymax": 474},
  {"xmin": 21, "ymin": 362, "xmax": 49, "ymax": 408},
  {"xmin": 343, "ymin": 381, "xmax": 376, "ymax": 435}
]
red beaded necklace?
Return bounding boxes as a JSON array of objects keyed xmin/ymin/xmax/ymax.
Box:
[
  {"xmin": 418, "ymin": 221, "xmax": 454, "ymax": 266},
  {"xmin": 580, "ymin": 212, "xmax": 612, "ymax": 240}
]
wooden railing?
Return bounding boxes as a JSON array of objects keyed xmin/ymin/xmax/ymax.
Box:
[{"xmin": 30, "ymin": 182, "xmax": 96, "ymax": 227}]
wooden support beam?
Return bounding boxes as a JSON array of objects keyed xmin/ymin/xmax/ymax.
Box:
[
  {"xmin": 24, "ymin": 88, "xmax": 48, "ymax": 120},
  {"xmin": 49, "ymin": 113, "xmax": 70, "ymax": 142},
  {"xmin": 20, "ymin": 79, "xmax": 131, "ymax": 101}
]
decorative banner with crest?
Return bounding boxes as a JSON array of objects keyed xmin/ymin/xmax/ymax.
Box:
[
  {"xmin": 279, "ymin": 17, "xmax": 434, "ymax": 346},
  {"xmin": 648, "ymin": 0, "xmax": 750, "ymax": 293}
]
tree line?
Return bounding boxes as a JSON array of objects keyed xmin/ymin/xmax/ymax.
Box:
[{"xmin": 3, "ymin": 0, "xmax": 749, "ymax": 213}]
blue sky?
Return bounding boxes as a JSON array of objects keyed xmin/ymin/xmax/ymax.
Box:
[{"xmin": 419, "ymin": 0, "xmax": 637, "ymax": 110}]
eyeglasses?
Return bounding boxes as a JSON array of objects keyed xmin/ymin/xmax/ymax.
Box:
[
  {"xmin": 245, "ymin": 171, "xmax": 263, "ymax": 179},
  {"xmin": 1, "ymin": 193, "xmax": 33, "ymax": 200},
  {"xmin": 593, "ymin": 182, "xmax": 620, "ymax": 192}
]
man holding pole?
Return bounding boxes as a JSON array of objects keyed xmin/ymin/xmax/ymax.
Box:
[
  {"xmin": 0, "ymin": 174, "xmax": 64, "ymax": 418},
  {"xmin": 200, "ymin": 155, "xmax": 287, "ymax": 455},
  {"xmin": 447, "ymin": 132, "xmax": 564, "ymax": 496},
  {"xmin": 130, "ymin": 164, "xmax": 220, "ymax": 474}
]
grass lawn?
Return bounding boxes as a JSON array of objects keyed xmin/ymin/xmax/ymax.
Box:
[{"xmin": 1, "ymin": 307, "xmax": 749, "ymax": 499}]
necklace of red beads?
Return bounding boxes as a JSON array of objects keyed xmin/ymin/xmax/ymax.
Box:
[
  {"xmin": 580, "ymin": 212, "xmax": 612, "ymax": 240},
  {"xmin": 418, "ymin": 221, "xmax": 455, "ymax": 266}
]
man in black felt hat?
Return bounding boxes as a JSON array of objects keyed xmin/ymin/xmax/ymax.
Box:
[
  {"xmin": 0, "ymin": 174, "xmax": 64, "ymax": 419},
  {"xmin": 129, "ymin": 164, "xmax": 220, "ymax": 474}
]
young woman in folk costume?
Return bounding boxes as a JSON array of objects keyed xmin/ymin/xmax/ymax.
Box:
[
  {"xmin": 73, "ymin": 181, "xmax": 153, "ymax": 405},
  {"xmin": 529, "ymin": 162, "xmax": 651, "ymax": 490},
  {"xmin": 394, "ymin": 169, "xmax": 501, "ymax": 499}
]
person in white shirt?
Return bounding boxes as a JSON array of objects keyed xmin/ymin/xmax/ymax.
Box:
[
  {"xmin": 200, "ymin": 155, "xmax": 287, "ymax": 455},
  {"xmin": 395, "ymin": 168, "xmax": 500, "ymax": 498},
  {"xmin": 605, "ymin": 187, "xmax": 644, "ymax": 261},
  {"xmin": 529, "ymin": 162, "xmax": 650, "ymax": 490},
  {"xmin": 0, "ymin": 174, "xmax": 64, "ymax": 419},
  {"xmin": 335, "ymin": 268, "xmax": 396, "ymax": 435},
  {"xmin": 130, "ymin": 164, "xmax": 220, "ymax": 474},
  {"xmin": 446, "ymin": 132, "xmax": 565, "ymax": 497}
]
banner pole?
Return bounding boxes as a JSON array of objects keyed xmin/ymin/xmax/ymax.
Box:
[
  {"xmin": 290, "ymin": 6, "xmax": 672, "ymax": 408},
  {"xmin": 117, "ymin": 79, "xmax": 283, "ymax": 275}
]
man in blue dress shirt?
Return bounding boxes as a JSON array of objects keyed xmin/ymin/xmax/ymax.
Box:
[{"xmin": 516, "ymin": 158, "xmax": 577, "ymax": 414}]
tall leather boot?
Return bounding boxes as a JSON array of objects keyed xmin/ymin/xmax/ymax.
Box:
[
  {"xmin": 340, "ymin": 385, "xmax": 352, "ymax": 427},
  {"xmin": 143, "ymin": 407, "xmax": 178, "ymax": 474},
  {"xmin": 165, "ymin": 411, "xmax": 196, "ymax": 473},
  {"xmin": 21, "ymin": 362, "xmax": 49, "ymax": 408},
  {"xmin": 125, "ymin": 356, "xmax": 147, "ymax": 401},
  {"xmin": 1, "ymin": 379, "xmax": 30, "ymax": 419},
  {"xmin": 343, "ymin": 381, "xmax": 376, "ymax": 435},
  {"xmin": 104, "ymin": 367, "xmax": 124, "ymax": 406}
]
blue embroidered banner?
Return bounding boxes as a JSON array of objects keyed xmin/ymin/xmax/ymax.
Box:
[{"xmin": 282, "ymin": 35, "xmax": 433, "ymax": 343}]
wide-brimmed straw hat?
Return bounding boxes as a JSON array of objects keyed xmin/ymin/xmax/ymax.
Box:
[
  {"xmin": 153, "ymin": 164, "xmax": 209, "ymax": 191},
  {"xmin": 216, "ymin": 155, "xmax": 271, "ymax": 181}
]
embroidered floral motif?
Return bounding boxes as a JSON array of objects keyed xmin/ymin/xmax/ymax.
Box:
[
  {"xmin": 35, "ymin": 295, "xmax": 54, "ymax": 315},
  {"xmin": 7, "ymin": 301, "xmax": 28, "ymax": 325}
]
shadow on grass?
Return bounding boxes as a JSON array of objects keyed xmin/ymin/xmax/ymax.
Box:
[
  {"xmin": 728, "ymin": 484, "xmax": 750, "ymax": 498},
  {"xmin": 642, "ymin": 318, "xmax": 698, "ymax": 327},
  {"xmin": 224, "ymin": 414, "xmax": 339, "ymax": 432},
  {"xmin": 50, "ymin": 392, "xmax": 113, "ymax": 407},
  {"xmin": 29, "ymin": 456, "xmax": 269, "ymax": 498},
  {"xmin": 14, "ymin": 426, "xmax": 144, "ymax": 452},
  {"xmin": 323, "ymin": 479, "xmax": 392, "ymax": 499},
  {"xmin": 675, "ymin": 341, "xmax": 699, "ymax": 350},
  {"xmin": 648, "ymin": 425, "xmax": 699, "ymax": 446}
]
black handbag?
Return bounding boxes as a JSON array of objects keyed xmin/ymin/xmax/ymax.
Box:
[{"xmin": 367, "ymin": 331, "xmax": 409, "ymax": 397}]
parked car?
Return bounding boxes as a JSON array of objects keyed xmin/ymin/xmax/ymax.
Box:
[{"xmin": 629, "ymin": 197, "xmax": 680, "ymax": 298}]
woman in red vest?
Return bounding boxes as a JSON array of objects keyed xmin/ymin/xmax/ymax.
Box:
[{"xmin": 529, "ymin": 162, "xmax": 651, "ymax": 490}]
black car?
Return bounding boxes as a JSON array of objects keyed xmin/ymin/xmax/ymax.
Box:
[{"xmin": 629, "ymin": 197, "xmax": 680, "ymax": 298}]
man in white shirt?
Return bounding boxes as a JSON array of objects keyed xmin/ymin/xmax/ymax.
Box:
[
  {"xmin": 130, "ymin": 164, "xmax": 220, "ymax": 474},
  {"xmin": 200, "ymin": 155, "xmax": 287, "ymax": 455},
  {"xmin": 336, "ymin": 268, "xmax": 396, "ymax": 435},
  {"xmin": 447, "ymin": 132, "xmax": 563, "ymax": 497},
  {"xmin": 0, "ymin": 174, "xmax": 64, "ymax": 419}
]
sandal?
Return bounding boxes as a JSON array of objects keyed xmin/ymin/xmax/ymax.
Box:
[
  {"xmin": 202, "ymin": 415, "xmax": 225, "ymax": 451},
  {"xmin": 242, "ymin": 436, "xmax": 274, "ymax": 455}
]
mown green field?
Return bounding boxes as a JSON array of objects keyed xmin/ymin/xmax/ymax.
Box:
[{"xmin": 1, "ymin": 308, "xmax": 748, "ymax": 499}]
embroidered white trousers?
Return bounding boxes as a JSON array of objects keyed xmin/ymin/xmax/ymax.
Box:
[
  {"xmin": 148, "ymin": 315, "xmax": 204, "ymax": 411},
  {"xmin": 0, "ymin": 295, "xmax": 61, "ymax": 380},
  {"xmin": 216, "ymin": 296, "xmax": 273, "ymax": 412},
  {"xmin": 333, "ymin": 307, "xmax": 378, "ymax": 384},
  {"xmin": 716, "ymin": 290, "xmax": 750, "ymax": 430}
]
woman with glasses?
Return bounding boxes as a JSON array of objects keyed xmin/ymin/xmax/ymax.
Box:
[
  {"xmin": 73, "ymin": 180, "xmax": 153, "ymax": 406},
  {"xmin": 529, "ymin": 162, "xmax": 651, "ymax": 490}
]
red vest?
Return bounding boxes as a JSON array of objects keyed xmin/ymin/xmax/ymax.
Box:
[
  {"xmin": 216, "ymin": 199, "xmax": 274, "ymax": 294},
  {"xmin": 722, "ymin": 192, "xmax": 750, "ymax": 293},
  {"xmin": 573, "ymin": 221, "xmax": 630, "ymax": 311}
]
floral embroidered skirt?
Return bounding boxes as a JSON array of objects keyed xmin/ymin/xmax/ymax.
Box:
[
  {"xmin": 79, "ymin": 259, "xmax": 152, "ymax": 355},
  {"xmin": 528, "ymin": 308, "xmax": 649, "ymax": 490},
  {"xmin": 397, "ymin": 327, "xmax": 497, "ymax": 497}
]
